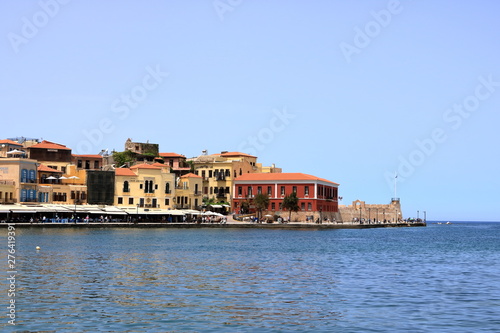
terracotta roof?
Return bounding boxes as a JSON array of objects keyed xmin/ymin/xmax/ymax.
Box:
[
  {"xmin": 37, "ymin": 164, "xmax": 61, "ymax": 173},
  {"xmin": 130, "ymin": 163, "xmax": 161, "ymax": 170},
  {"xmin": 159, "ymin": 152, "xmax": 185, "ymax": 158},
  {"xmin": 220, "ymin": 152, "xmax": 257, "ymax": 158},
  {"xmin": 73, "ymin": 154, "xmax": 102, "ymax": 159},
  {"xmin": 115, "ymin": 168, "xmax": 137, "ymax": 176},
  {"xmin": 235, "ymin": 173, "xmax": 339, "ymax": 185},
  {"xmin": 181, "ymin": 173, "xmax": 202, "ymax": 178},
  {"xmin": 151, "ymin": 162, "xmax": 169, "ymax": 168},
  {"xmin": 0, "ymin": 139, "xmax": 22, "ymax": 146},
  {"xmin": 29, "ymin": 140, "xmax": 71, "ymax": 151}
]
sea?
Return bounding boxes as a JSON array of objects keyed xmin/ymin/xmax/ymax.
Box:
[{"xmin": 1, "ymin": 221, "xmax": 499, "ymax": 332}]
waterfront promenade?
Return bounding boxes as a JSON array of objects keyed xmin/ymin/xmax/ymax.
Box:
[{"xmin": 2, "ymin": 218, "xmax": 426, "ymax": 229}]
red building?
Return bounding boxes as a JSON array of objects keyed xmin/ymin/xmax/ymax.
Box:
[{"xmin": 232, "ymin": 173, "xmax": 339, "ymax": 221}]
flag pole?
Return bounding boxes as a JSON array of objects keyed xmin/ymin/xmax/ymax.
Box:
[{"xmin": 394, "ymin": 173, "xmax": 398, "ymax": 200}]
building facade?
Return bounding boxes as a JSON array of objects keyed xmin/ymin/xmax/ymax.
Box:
[
  {"xmin": 114, "ymin": 163, "xmax": 175, "ymax": 209},
  {"xmin": 232, "ymin": 173, "xmax": 340, "ymax": 222}
]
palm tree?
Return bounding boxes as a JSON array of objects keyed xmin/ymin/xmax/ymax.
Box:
[
  {"xmin": 282, "ymin": 192, "xmax": 299, "ymax": 222},
  {"xmin": 254, "ymin": 193, "xmax": 270, "ymax": 221}
]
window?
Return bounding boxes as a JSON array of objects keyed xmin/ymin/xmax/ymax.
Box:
[
  {"xmin": 202, "ymin": 170, "xmax": 206, "ymax": 178},
  {"xmin": 129, "ymin": 198, "xmax": 134, "ymax": 205},
  {"xmin": 305, "ymin": 186, "xmax": 309, "ymax": 196},
  {"xmin": 165, "ymin": 182, "xmax": 170, "ymax": 194},
  {"xmin": 280, "ymin": 186, "xmax": 285, "ymax": 196},
  {"xmin": 257, "ymin": 186, "xmax": 262, "ymax": 194},
  {"xmin": 267, "ymin": 186, "xmax": 272, "ymax": 196},
  {"xmin": 77, "ymin": 160, "xmax": 82, "ymax": 168},
  {"xmin": 118, "ymin": 197, "xmax": 123, "ymax": 204},
  {"xmin": 301, "ymin": 202, "xmax": 305, "ymax": 210},
  {"xmin": 123, "ymin": 181, "xmax": 130, "ymax": 192},
  {"xmin": 225, "ymin": 169, "xmax": 230, "ymax": 177},
  {"xmin": 94, "ymin": 161, "xmax": 99, "ymax": 169},
  {"xmin": 71, "ymin": 191, "xmax": 76, "ymax": 200},
  {"xmin": 209, "ymin": 170, "xmax": 213, "ymax": 178},
  {"xmin": 271, "ymin": 202, "xmax": 275, "ymax": 210},
  {"xmin": 61, "ymin": 166, "xmax": 66, "ymax": 173},
  {"xmin": 248, "ymin": 186, "xmax": 253, "ymax": 197},
  {"xmin": 308, "ymin": 203, "xmax": 312, "ymax": 211},
  {"xmin": 279, "ymin": 202, "xmax": 283, "ymax": 210},
  {"xmin": 85, "ymin": 160, "xmax": 90, "ymax": 169},
  {"xmin": 214, "ymin": 187, "xmax": 219, "ymax": 194},
  {"xmin": 238, "ymin": 186, "xmax": 242, "ymax": 196},
  {"xmin": 293, "ymin": 186, "xmax": 297, "ymax": 193},
  {"xmin": 165, "ymin": 198, "xmax": 169, "ymax": 205},
  {"xmin": 225, "ymin": 187, "xmax": 230, "ymax": 194}
]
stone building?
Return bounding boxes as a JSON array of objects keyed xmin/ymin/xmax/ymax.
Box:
[{"xmin": 339, "ymin": 199, "xmax": 403, "ymax": 223}]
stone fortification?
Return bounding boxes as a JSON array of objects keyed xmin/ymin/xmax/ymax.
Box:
[{"xmin": 339, "ymin": 199, "xmax": 403, "ymax": 223}]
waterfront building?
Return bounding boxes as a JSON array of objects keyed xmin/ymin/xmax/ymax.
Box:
[
  {"xmin": 114, "ymin": 163, "xmax": 175, "ymax": 209},
  {"xmin": 0, "ymin": 179, "xmax": 15, "ymax": 204},
  {"xmin": 188, "ymin": 151, "xmax": 281, "ymax": 207},
  {"xmin": 28, "ymin": 140, "xmax": 72, "ymax": 173},
  {"xmin": 0, "ymin": 139, "xmax": 25, "ymax": 158},
  {"xmin": 174, "ymin": 173, "xmax": 203, "ymax": 210},
  {"xmin": 0, "ymin": 158, "xmax": 39, "ymax": 204},
  {"xmin": 232, "ymin": 173, "xmax": 340, "ymax": 222},
  {"xmin": 72, "ymin": 154, "xmax": 103, "ymax": 170},
  {"xmin": 158, "ymin": 152, "xmax": 191, "ymax": 177}
]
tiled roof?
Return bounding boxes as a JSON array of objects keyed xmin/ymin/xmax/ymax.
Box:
[
  {"xmin": 130, "ymin": 163, "xmax": 161, "ymax": 170},
  {"xmin": 115, "ymin": 168, "xmax": 137, "ymax": 176},
  {"xmin": 220, "ymin": 152, "xmax": 257, "ymax": 158},
  {"xmin": 73, "ymin": 154, "xmax": 102, "ymax": 159},
  {"xmin": 29, "ymin": 140, "xmax": 71, "ymax": 151},
  {"xmin": 37, "ymin": 164, "xmax": 61, "ymax": 173},
  {"xmin": 181, "ymin": 173, "xmax": 202, "ymax": 178},
  {"xmin": 151, "ymin": 162, "xmax": 169, "ymax": 168},
  {"xmin": 235, "ymin": 173, "xmax": 339, "ymax": 185},
  {"xmin": 159, "ymin": 152, "xmax": 185, "ymax": 158},
  {"xmin": 0, "ymin": 139, "xmax": 22, "ymax": 146}
]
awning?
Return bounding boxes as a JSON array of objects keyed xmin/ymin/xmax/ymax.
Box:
[{"xmin": 210, "ymin": 205, "xmax": 223, "ymax": 208}]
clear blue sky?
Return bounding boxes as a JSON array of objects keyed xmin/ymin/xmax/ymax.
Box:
[{"xmin": 1, "ymin": 1, "xmax": 499, "ymax": 221}]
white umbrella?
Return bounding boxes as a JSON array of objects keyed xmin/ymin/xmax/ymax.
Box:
[
  {"xmin": 6, "ymin": 149, "xmax": 25, "ymax": 155},
  {"xmin": 59, "ymin": 176, "xmax": 68, "ymax": 180},
  {"xmin": 46, "ymin": 176, "xmax": 57, "ymax": 180}
]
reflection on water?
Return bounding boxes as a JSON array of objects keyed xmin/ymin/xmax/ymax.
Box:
[{"xmin": 3, "ymin": 224, "xmax": 500, "ymax": 332}]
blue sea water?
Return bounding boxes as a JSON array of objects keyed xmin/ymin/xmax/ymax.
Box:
[{"xmin": 1, "ymin": 222, "xmax": 500, "ymax": 332}]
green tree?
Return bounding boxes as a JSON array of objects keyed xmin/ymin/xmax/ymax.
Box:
[
  {"xmin": 240, "ymin": 201, "xmax": 250, "ymax": 214},
  {"xmin": 282, "ymin": 192, "xmax": 299, "ymax": 222},
  {"xmin": 112, "ymin": 150, "xmax": 136, "ymax": 167},
  {"xmin": 254, "ymin": 193, "xmax": 270, "ymax": 221}
]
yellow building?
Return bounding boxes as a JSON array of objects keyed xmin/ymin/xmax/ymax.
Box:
[
  {"xmin": 174, "ymin": 173, "xmax": 203, "ymax": 210},
  {"xmin": 114, "ymin": 163, "xmax": 175, "ymax": 209},
  {"xmin": 188, "ymin": 151, "xmax": 281, "ymax": 206},
  {"xmin": 0, "ymin": 158, "xmax": 39, "ymax": 203},
  {"xmin": 0, "ymin": 180, "xmax": 15, "ymax": 204}
]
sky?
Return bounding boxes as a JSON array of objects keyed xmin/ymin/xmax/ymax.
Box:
[{"xmin": 1, "ymin": 1, "xmax": 499, "ymax": 221}]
